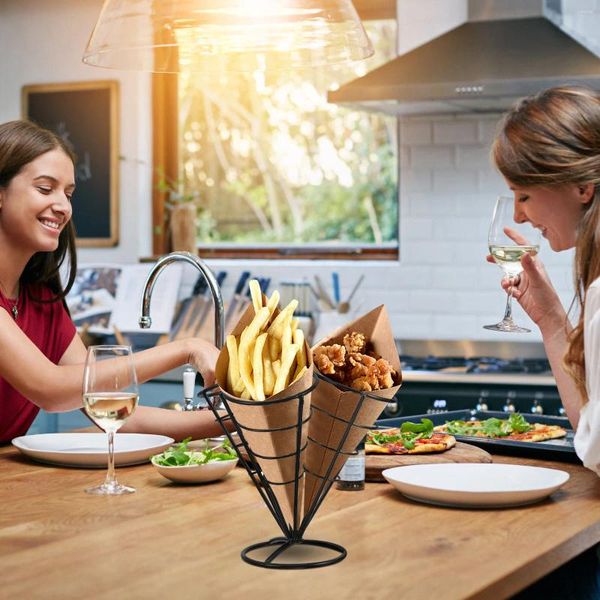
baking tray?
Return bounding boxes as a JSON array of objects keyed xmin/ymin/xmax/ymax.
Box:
[{"xmin": 376, "ymin": 410, "xmax": 578, "ymax": 463}]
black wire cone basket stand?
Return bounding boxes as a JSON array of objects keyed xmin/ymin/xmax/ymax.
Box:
[{"xmin": 199, "ymin": 373, "xmax": 390, "ymax": 570}]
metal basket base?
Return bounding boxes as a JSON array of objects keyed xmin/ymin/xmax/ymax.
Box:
[{"xmin": 241, "ymin": 537, "xmax": 347, "ymax": 569}]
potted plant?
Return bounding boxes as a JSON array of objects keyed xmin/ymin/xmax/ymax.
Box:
[{"xmin": 156, "ymin": 171, "xmax": 200, "ymax": 254}]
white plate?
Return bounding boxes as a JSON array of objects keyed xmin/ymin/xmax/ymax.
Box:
[
  {"xmin": 12, "ymin": 433, "xmax": 174, "ymax": 468},
  {"xmin": 382, "ymin": 463, "xmax": 570, "ymax": 508}
]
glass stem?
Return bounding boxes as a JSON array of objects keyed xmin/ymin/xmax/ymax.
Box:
[
  {"xmin": 105, "ymin": 430, "xmax": 117, "ymax": 487},
  {"xmin": 503, "ymin": 285, "xmax": 514, "ymax": 323}
]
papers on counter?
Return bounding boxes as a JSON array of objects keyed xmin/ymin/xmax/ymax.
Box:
[{"xmin": 67, "ymin": 263, "xmax": 182, "ymax": 334}]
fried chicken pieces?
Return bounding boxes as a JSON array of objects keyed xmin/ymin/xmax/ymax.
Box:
[{"xmin": 313, "ymin": 331, "xmax": 397, "ymax": 391}]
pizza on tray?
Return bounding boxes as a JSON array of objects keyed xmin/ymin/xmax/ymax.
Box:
[
  {"xmin": 365, "ymin": 419, "xmax": 456, "ymax": 455},
  {"xmin": 433, "ymin": 413, "xmax": 567, "ymax": 443}
]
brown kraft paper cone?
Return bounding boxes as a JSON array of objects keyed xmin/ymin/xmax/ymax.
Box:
[
  {"xmin": 215, "ymin": 301, "xmax": 314, "ymax": 529},
  {"xmin": 303, "ymin": 305, "xmax": 402, "ymax": 517}
]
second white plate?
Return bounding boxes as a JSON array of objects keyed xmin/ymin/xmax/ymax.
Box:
[
  {"xmin": 12, "ymin": 433, "xmax": 174, "ymax": 468},
  {"xmin": 382, "ymin": 463, "xmax": 570, "ymax": 508}
]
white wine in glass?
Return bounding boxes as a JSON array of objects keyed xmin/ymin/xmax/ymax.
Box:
[
  {"xmin": 484, "ymin": 196, "xmax": 541, "ymax": 333},
  {"xmin": 83, "ymin": 345, "xmax": 139, "ymax": 495}
]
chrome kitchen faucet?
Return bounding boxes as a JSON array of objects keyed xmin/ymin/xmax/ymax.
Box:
[{"xmin": 139, "ymin": 252, "xmax": 225, "ymax": 410}]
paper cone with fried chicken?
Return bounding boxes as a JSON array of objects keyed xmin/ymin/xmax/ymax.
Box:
[
  {"xmin": 303, "ymin": 305, "xmax": 401, "ymax": 517},
  {"xmin": 215, "ymin": 280, "xmax": 313, "ymax": 529}
]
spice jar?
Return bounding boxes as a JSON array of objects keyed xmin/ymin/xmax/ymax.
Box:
[{"xmin": 336, "ymin": 439, "xmax": 365, "ymax": 491}]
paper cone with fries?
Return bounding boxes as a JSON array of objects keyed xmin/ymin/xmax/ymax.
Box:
[
  {"xmin": 303, "ymin": 305, "xmax": 401, "ymax": 517},
  {"xmin": 215, "ymin": 280, "xmax": 313, "ymax": 529}
]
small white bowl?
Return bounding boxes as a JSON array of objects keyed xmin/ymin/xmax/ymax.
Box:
[
  {"xmin": 151, "ymin": 457, "xmax": 238, "ymax": 483},
  {"xmin": 151, "ymin": 455, "xmax": 238, "ymax": 484}
]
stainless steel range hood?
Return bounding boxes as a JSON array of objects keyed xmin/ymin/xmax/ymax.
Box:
[{"xmin": 328, "ymin": 16, "xmax": 600, "ymax": 115}]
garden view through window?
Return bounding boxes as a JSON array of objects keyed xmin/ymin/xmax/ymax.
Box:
[{"xmin": 177, "ymin": 21, "xmax": 398, "ymax": 256}]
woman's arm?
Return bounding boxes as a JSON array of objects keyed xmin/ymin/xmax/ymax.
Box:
[
  {"xmin": 504, "ymin": 252, "xmax": 584, "ymax": 427},
  {"xmin": 539, "ymin": 318, "xmax": 583, "ymax": 428},
  {"xmin": 56, "ymin": 328, "xmax": 228, "ymax": 440},
  {"xmin": 120, "ymin": 406, "xmax": 229, "ymax": 440},
  {"xmin": 0, "ymin": 310, "xmax": 219, "ymax": 412}
]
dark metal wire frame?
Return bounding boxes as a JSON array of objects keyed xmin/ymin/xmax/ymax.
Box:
[
  {"xmin": 201, "ymin": 380, "xmax": 317, "ymax": 537},
  {"xmin": 199, "ymin": 372, "xmax": 390, "ymax": 568},
  {"xmin": 297, "ymin": 372, "xmax": 390, "ymax": 537},
  {"xmin": 241, "ymin": 537, "xmax": 347, "ymax": 569}
]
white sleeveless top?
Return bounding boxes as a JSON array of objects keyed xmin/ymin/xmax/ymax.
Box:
[{"xmin": 574, "ymin": 277, "xmax": 600, "ymax": 474}]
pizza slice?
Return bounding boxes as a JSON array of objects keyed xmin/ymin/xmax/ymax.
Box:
[
  {"xmin": 366, "ymin": 419, "xmax": 456, "ymax": 455},
  {"xmin": 434, "ymin": 413, "xmax": 567, "ymax": 442},
  {"xmin": 504, "ymin": 423, "xmax": 567, "ymax": 442}
]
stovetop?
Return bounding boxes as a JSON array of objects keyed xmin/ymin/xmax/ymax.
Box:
[
  {"xmin": 390, "ymin": 341, "xmax": 559, "ymax": 419},
  {"xmin": 400, "ymin": 355, "xmax": 552, "ymax": 375}
]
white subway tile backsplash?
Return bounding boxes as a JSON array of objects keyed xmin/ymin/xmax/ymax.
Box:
[
  {"xmin": 406, "ymin": 192, "xmax": 458, "ymax": 217},
  {"xmin": 478, "ymin": 169, "xmax": 506, "ymax": 193},
  {"xmin": 431, "ymin": 314, "xmax": 485, "ymax": 340},
  {"xmin": 478, "ymin": 117, "xmax": 503, "ymax": 144},
  {"xmin": 432, "ymin": 217, "xmax": 489, "ymax": 241},
  {"xmin": 401, "ymin": 121, "xmax": 432, "ymax": 145},
  {"xmin": 456, "ymin": 145, "xmax": 493, "ymax": 169},
  {"xmin": 410, "ymin": 145, "xmax": 455, "ymax": 169},
  {"xmin": 455, "ymin": 193, "xmax": 496, "ymax": 217},
  {"xmin": 410, "ymin": 290, "xmax": 458, "ymax": 313},
  {"xmin": 431, "ymin": 266, "xmax": 478, "ymax": 289},
  {"xmin": 455, "ymin": 291, "xmax": 509, "ymax": 314},
  {"xmin": 402, "ymin": 169, "xmax": 433, "ymax": 193},
  {"xmin": 433, "ymin": 120, "xmax": 479, "ymax": 144},
  {"xmin": 389, "ymin": 313, "xmax": 434, "ymax": 339},
  {"xmin": 402, "ymin": 217, "xmax": 434, "ymax": 240},
  {"xmin": 403, "ymin": 241, "xmax": 457, "ymax": 264},
  {"xmin": 433, "ymin": 168, "xmax": 478, "ymax": 193},
  {"xmin": 381, "ymin": 266, "xmax": 432, "ymax": 289},
  {"xmin": 453, "ymin": 241, "xmax": 490, "ymax": 265}
]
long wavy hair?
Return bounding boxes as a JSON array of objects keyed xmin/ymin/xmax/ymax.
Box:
[
  {"xmin": 492, "ymin": 86, "xmax": 600, "ymax": 400},
  {"xmin": 0, "ymin": 120, "xmax": 77, "ymax": 304}
]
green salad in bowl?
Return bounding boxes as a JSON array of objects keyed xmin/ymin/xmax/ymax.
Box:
[{"xmin": 151, "ymin": 437, "xmax": 238, "ymax": 483}]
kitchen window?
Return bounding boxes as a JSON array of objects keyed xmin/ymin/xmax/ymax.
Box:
[{"xmin": 152, "ymin": 15, "xmax": 398, "ymax": 260}]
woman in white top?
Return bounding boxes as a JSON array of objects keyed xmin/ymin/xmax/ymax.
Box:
[
  {"xmin": 493, "ymin": 86, "xmax": 600, "ymax": 599},
  {"xmin": 492, "ymin": 86, "xmax": 600, "ymax": 472}
]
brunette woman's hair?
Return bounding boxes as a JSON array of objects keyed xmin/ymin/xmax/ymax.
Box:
[
  {"xmin": 492, "ymin": 86, "xmax": 600, "ymax": 400},
  {"xmin": 0, "ymin": 119, "xmax": 77, "ymax": 304}
]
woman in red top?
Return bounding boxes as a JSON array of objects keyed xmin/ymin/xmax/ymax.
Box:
[{"xmin": 0, "ymin": 119, "xmax": 222, "ymax": 443}]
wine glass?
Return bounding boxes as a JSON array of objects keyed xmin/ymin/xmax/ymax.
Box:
[
  {"xmin": 484, "ymin": 195, "xmax": 541, "ymax": 333},
  {"xmin": 82, "ymin": 345, "xmax": 139, "ymax": 495}
]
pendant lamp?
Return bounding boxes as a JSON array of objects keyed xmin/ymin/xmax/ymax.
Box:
[{"xmin": 82, "ymin": 0, "xmax": 374, "ymax": 72}]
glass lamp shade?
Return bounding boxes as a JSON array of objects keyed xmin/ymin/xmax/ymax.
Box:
[{"xmin": 82, "ymin": 0, "xmax": 374, "ymax": 72}]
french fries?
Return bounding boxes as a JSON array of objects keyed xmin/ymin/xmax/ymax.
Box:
[{"xmin": 224, "ymin": 280, "xmax": 309, "ymax": 401}]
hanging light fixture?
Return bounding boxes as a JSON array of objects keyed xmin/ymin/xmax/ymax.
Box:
[{"xmin": 82, "ymin": 0, "xmax": 374, "ymax": 72}]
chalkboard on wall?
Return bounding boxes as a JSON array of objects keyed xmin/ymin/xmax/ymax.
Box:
[{"xmin": 22, "ymin": 81, "xmax": 119, "ymax": 247}]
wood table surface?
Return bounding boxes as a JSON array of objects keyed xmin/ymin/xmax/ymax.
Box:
[{"xmin": 2, "ymin": 442, "xmax": 600, "ymax": 600}]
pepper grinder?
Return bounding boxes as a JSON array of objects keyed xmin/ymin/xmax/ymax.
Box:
[{"xmin": 183, "ymin": 366, "xmax": 196, "ymax": 411}]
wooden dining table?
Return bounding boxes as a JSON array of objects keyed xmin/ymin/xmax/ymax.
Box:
[{"xmin": 2, "ymin": 441, "xmax": 600, "ymax": 600}]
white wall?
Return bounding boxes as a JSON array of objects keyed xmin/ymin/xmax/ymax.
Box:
[
  {"xmin": 0, "ymin": 0, "xmax": 576, "ymax": 345},
  {"xmin": 0, "ymin": 0, "xmax": 153, "ymax": 263}
]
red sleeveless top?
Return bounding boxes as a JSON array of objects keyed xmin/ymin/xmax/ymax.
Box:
[{"xmin": 0, "ymin": 284, "xmax": 76, "ymax": 442}]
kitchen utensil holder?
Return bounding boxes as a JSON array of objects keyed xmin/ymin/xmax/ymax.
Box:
[{"xmin": 200, "ymin": 373, "xmax": 389, "ymax": 570}]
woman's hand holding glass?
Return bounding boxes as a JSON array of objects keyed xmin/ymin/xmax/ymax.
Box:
[
  {"xmin": 484, "ymin": 195, "xmax": 541, "ymax": 333},
  {"xmin": 83, "ymin": 345, "xmax": 139, "ymax": 495}
]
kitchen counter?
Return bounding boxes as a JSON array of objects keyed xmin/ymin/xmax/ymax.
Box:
[
  {"xmin": 2, "ymin": 444, "xmax": 600, "ymax": 599},
  {"xmin": 402, "ymin": 369, "xmax": 556, "ymax": 386}
]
